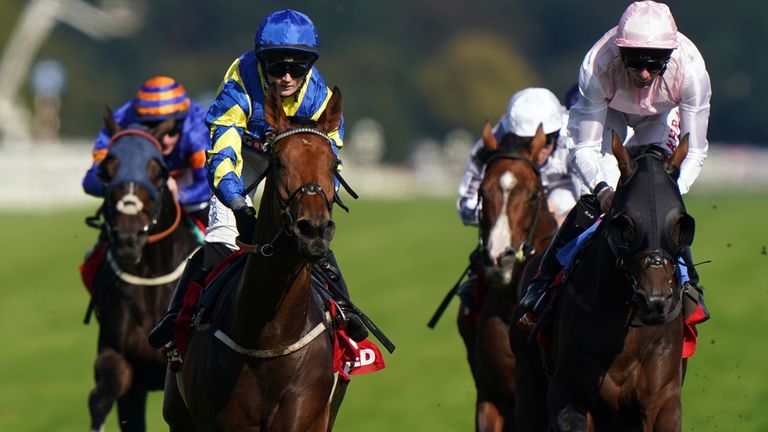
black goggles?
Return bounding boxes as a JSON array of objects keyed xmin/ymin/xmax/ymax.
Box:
[
  {"xmin": 263, "ymin": 60, "xmax": 312, "ymax": 78},
  {"xmin": 622, "ymin": 57, "xmax": 669, "ymax": 73},
  {"xmin": 141, "ymin": 119, "xmax": 183, "ymax": 137}
]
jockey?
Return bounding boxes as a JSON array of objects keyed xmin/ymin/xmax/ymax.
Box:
[
  {"xmin": 518, "ymin": 1, "xmax": 712, "ymax": 326},
  {"xmin": 457, "ymin": 87, "xmax": 580, "ymax": 229},
  {"xmin": 149, "ymin": 9, "xmax": 367, "ymax": 348},
  {"xmin": 82, "ymin": 76, "xmax": 211, "ymax": 225}
]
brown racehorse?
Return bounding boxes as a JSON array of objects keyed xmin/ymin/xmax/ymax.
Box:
[
  {"xmin": 457, "ymin": 124, "xmax": 558, "ymax": 432},
  {"xmin": 162, "ymin": 86, "xmax": 345, "ymax": 431},
  {"xmin": 512, "ymin": 133, "xmax": 693, "ymax": 432},
  {"xmin": 88, "ymin": 111, "xmax": 200, "ymax": 432}
]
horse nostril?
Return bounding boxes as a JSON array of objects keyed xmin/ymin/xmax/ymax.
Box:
[{"xmin": 295, "ymin": 219, "xmax": 318, "ymax": 238}]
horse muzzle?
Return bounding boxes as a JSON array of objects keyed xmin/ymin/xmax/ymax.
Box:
[
  {"xmin": 293, "ymin": 218, "xmax": 335, "ymax": 261},
  {"xmin": 482, "ymin": 251, "xmax": 518, "ymax": 287},
  {"xmin": 634, "ymin": 291, "xmax": 680, "ymax": 325}
]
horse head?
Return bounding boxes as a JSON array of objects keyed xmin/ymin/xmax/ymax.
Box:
[
  {"xmin": 605, "ymin": 131, "xmax": 695, "ymax": 325},
  {"xmin": 98, "ymin": 107, "xmax": 178, "ymax": 265},
  {"xmin": 260, "ymin": 84, "xmax": 343, "ymax": 261},
  {"xmin": 477, "ymin": 123, "xmax": 550, "ymax": 286}
]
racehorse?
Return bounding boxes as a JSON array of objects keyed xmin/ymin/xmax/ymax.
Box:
[
  {"xmin": 162, "ymin": 85, "xmax": 346, "ymax": 431},
  {"xmin": 87, "ymin": 110, "xmax": 200, "ymax": 432},
  {"xmin": 511, "ymin": 133, "xmax": 693, "ymax": 431},
  {"xmin": 457, "ymin": 124, "xmax": 558, "ymax": 431}
]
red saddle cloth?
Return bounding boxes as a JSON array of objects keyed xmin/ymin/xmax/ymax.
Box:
[
  {"xmin": 168, "ymin": 252, "xmax": 386, "ymax": 380},
  {"xmin": 79, "ymin": 241, "xmax": 108, "ymax": 295},
  {"xmin": 683, "ymin": 302, "xmax": 708, "ymax": 358}
]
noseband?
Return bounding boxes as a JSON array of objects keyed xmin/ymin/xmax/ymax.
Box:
[{"xmin": 479, "ymin": 153, "xmax": 546, "ymax": 266}]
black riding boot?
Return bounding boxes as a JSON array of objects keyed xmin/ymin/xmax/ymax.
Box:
[
  {"xmin": 518, "ymin": 194, "xmax": 602, "ymax": 317},
  {"xmin": 680, "ymin": 246, "xmax": 711, "ymax": 320},
  {"xmin": 318, "ymin": 251, "xmax": 368, "ymax": 342},
  {"xmin": 148, "ymin": 247, "xmax": 206, "ymax": 348}
]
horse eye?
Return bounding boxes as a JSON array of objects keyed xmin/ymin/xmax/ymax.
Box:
[
  {"xmin": 529, "ymin": 190, "xmax": 540, "ymax": 202},
  {"xmin": 613, "ymin": 215, "xmax": 636, "ymax": 245}
]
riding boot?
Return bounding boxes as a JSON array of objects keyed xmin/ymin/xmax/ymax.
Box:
[
  {"xmin": 680, "ymin": 246, "xmax": 711, "ymax": 321},
  {"xmin": 318, "ymin": 251, "xmax": 369, "ymax": 342},
  {"xmin": 518, "ymin": 194, "xmax": 602, "ymax": 328},
  {"xmin": 148, "ymin": 248, "xmax": 206, "ymax": 348}
]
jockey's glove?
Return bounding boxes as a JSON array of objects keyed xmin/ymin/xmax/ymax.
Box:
[
  {"xmin": 232, "ymin": 199, "xmax": 257, "ymax": 243},
  {"xmin": 596, "ymin": 183, "xmax": 615, "ymax": 215}
]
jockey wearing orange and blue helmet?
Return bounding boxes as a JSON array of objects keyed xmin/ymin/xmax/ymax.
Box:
[{"xmin": 82, "ymin": 76, "xmax": 211, "ymax": 224}]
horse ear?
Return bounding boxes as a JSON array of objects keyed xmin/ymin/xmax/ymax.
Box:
[
  {"xmin": 263, "ymin": 83, "xmax": 288, "ymax": 132},
  {"xmin": 666, "ymin": 133, "xmax": 689, "ymax": 177},
  {"xmin": 103, "ymin": 105, "xmax": 121, "ymax": 137},
  {"xmin": 482, "ymin": 122, "xmax": 497, "ymax": 151},
  {"xmin": 612, "ymin": 129, "xmax": 633, "ymax": 177},
  {"xmin": 318, "ymin": 87, "xmax": 343, "ymax": 134},
  {"xmin": 529, "ymin": 124, "xmax": 547, "ymax": 164}
]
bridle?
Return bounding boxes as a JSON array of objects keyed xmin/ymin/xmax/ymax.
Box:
[
  {"xmin": 478, "ymin": 152, "xmax": 547, "ymax": 267},
  {"xmin": 90, "ymin": 130, "xmax": 182, "ymax": 245},
  {"xmin": 237, "ymin": 127, "xmax": 357, "ymax": 256}
]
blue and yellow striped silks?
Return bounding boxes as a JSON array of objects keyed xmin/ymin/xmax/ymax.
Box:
[{"xmin": 204, "ymin": 50, "xmax": 344, "ymax": 208}]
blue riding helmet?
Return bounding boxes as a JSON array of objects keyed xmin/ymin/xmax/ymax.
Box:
[{"xmin": 254, "ymin": 9, "xmax": 320, "ymax": 60}]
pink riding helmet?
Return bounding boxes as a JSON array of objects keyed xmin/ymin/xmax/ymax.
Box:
[{"xmin": 615, "ymin": 1, "xmax": 679, "ymax": 49}]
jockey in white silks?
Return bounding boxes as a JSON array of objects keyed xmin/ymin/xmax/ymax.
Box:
[
  {"xmin": 457, "ymin": 87, "xmax": 581, "ymax": 229},
  {"xmin": 518, "ymin": 1, "xmax": 712, "ymax": 328}
]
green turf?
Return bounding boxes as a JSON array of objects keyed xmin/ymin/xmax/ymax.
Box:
[{"xmin": 0, "ymin": 194, "xmax": 764, "ymax": 431}]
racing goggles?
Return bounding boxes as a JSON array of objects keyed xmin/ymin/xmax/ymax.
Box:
[
  {"xmin": 623, "ymin": 57, "xmax": 669, "ymax": 73},
  {"xmin": 263, "ymin": 60, "xmax": 312, "ymax": 78}
]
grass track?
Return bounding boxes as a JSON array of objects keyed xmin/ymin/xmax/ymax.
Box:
[{"xmin": 0, "ymin": 193, "xmax": 765, "ymax": 431}]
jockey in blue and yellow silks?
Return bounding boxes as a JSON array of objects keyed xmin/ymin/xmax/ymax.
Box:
[
  {"xmin": 204, "ymin": 50, "xmax": 344, "ymax": 222},
  {"xmin": 148, "ymin": 9, "xmax": 368, "ymax": 349},
  {"xmin": 82, "ymin": 76, "xmax": 211, "ymax": 225}
]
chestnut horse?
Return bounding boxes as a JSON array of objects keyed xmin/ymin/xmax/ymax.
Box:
[
  {"xmin": 162, "ymin": 86, "xmax": 345, "ymax": 431},
  {"xmin": 87, "ymin": 113, "xmax": 200, "ymax": 431},
  {"xmin": 512, "ymin": 134, "xmax": 693, "ymax": 431},
  {"xmin": 458, "ymin": 124, "xmax": 558, "ymax": 431}
]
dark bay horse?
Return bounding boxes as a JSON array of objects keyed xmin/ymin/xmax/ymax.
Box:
[
  {"xmin": 512, "ymin": 133, "xmax": 693, "ymax": 432},
  {"xmin": 88, "ymin": 111, "xmax": 200, "ymax": 431},
  {"xmin": 163, "ymin": 86, "xmax": 345, "ymax": 431},
  {"xmin": 458, "ymin": 124, "xmax": 558, "ymax": 432}
]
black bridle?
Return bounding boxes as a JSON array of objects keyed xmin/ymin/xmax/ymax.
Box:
[
  {"xmin": 478, "ymin": 152, "xmax": 546, "ymax": 267},
  {"xmin": 239, "ymin": 127, "xmax": 358, "ymax": 256}
]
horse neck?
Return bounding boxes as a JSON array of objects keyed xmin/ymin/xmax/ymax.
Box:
[
  {"xmin": 576, "ymin": 237, "xmax": 633, "ymax": 309},
  {"xmin": 233, "ymin": 177, "xmax": 313, "ymax": 344}
]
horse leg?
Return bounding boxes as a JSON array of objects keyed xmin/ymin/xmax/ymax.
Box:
[
  {"xmin": 327, "ymin": 376, "xmax": 348, "ymax": 431},
  {"xmin": 511, "ymin": 331, "xmax": 548, "ymax": 432},
  {"xmin": 476, "ymin": 398, "xmax": 503, "ymax": 432},
  {"xmin": 162, "ymin": 368, "xmax": 196, "ymax": 432},
  {"xmin": 116, "ymin": 385, "xmax": 148, "ymax": 432},
  {"xmin": 547, "ymin": 384, "xmax": 588, "ymax": 432},
  {"xmin": 88, "ymin": 348, "xmax": 133, "ymax": 432},
  {"xmin": 650, "ymin": 396, "xmax": 682, "ymax": 432}
]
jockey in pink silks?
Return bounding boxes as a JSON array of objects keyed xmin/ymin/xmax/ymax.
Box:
[{"xmin": 518, "ymin": 1, "xmax": 712, "ymax": 330}]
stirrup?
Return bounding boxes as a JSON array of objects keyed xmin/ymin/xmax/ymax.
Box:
[{"xmin": 516, "ymin": 311, "xmax": 539, "ymax": 332}]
